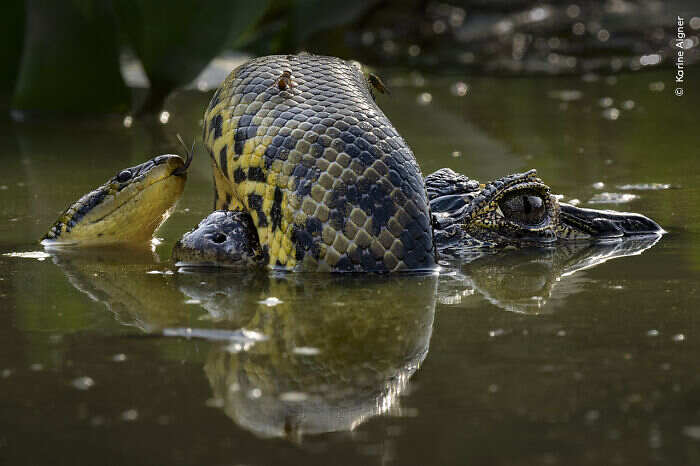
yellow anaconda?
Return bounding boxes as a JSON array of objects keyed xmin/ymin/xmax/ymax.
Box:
[{"xmin": 202, "ymin": 54, "xmax": 436, "ymax": 272}]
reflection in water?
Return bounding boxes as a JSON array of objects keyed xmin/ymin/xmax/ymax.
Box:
[
  {"xmin": 438, "ymin": 236, "xmax": 660, "ymax": 314},
  {"xmin": 183, "ymin": 273, "xmax": 437, "ymax": 439},
  {"xmin": 46, "ymin": 246, "xmax": 191, "ymax": 330},
  {"xmin": 46, "ymin": 236, "xmax": 659, "ymax": 439}
]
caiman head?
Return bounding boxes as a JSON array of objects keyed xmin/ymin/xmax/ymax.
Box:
[{"xmin": 427, "ymin": 168, "xmax": 664, "ymax": 250}]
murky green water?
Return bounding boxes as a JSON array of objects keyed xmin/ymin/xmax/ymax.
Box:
[{"xmin": 1, "ymin": 69, "xmax": 699, "ymax": 465}]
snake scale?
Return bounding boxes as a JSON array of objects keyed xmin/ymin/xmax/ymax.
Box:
[{"xmin": 202, "ymin": 54, "xmax": 436, "ymax": 272}]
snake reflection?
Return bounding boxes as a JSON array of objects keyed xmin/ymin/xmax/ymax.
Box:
[{"xmin": 47, "ymin": 237, "xmax": 658, "ymax": 438}]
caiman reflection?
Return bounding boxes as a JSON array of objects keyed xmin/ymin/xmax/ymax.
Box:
[{"xmin": 438, "ymin": 236, "xmax": 660, "ymax": 314}]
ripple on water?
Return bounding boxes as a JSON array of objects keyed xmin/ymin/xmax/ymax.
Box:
[
  {"xmin": 279, "ymin": 392, "xmax": 309, "ymax": 402},
  {"xmin": 3, "ymin": 251, "xmax": 51, "ymax": 261},
  {"xmin": 547, "ymin": 89, "xmax": 582, "ymax": 102},
  {"xmin": 617, "ymin": 183, "xmax": 672, "ymax": 190},
  {"xmin": 588, "ymin": 192, "xmax": 639, "ymax": 204},
  {"xmin": 293, "ymin": 346, "xmax": 321, "ymax": 356}
]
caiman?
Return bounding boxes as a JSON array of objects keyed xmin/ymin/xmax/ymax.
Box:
[{"xmin": 42, "ymin": 54, "xmax": 663, "ymax": 270}]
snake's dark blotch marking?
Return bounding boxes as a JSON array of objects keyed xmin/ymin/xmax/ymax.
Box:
[
  {"xmin": 202, "ymin": 54, "xmax": 435, "ymax": 271},
  {"xmin": 219, "ymin": 146, "xmax": 228, "ymax": 179}
]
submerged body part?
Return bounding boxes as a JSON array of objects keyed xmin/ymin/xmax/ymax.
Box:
[{"xmin": 43, "ymin": 151, "xmax": 190, "ymax": 246}]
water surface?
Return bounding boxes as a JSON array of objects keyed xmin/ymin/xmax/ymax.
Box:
[{"xmin": 1, "ymin": 69, "xmax": 699, "ymax": 465}]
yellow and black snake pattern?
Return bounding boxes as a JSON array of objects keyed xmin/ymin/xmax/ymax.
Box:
[{"xmin": 202, "ymin": 54, "xmax": 436, "ymax": 272}]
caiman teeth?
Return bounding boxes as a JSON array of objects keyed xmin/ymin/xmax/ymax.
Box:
[{"xmin": 495, "ymin": 206, "xmax": 504, "ymax": 217}]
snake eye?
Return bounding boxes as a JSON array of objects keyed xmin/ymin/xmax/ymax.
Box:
[
  {"xmin": 116, "ymin": 170, "xmax": 132, "ymax": 183},
  {"xmin": 499, "ymin": 192, "xmax": 546, "ymax": 226}
]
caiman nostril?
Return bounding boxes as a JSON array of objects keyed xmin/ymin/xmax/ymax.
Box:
[{"xmin": 116, "ymin": 170, "xmax": 132, "ymax": 183}]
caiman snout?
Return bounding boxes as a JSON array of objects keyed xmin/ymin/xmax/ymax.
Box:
[{"xmin": 559, "ymin": 203, "xmax": 664, "ymax": 239}]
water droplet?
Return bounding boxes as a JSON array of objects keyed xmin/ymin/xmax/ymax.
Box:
[
  {"xmin": 592, "ymin": 181, "xmax": 605, "ymax": 189},
  {"xmin": 72, "ymin": 376, "xmax": 95, "ymax": 390},
  {"xmin": 648, "ymin": 81, "xmax": 665, "ymax": 92},
  {"xmin": 382, "ymin": 40, "xmax": 397, "ymax": 55},
  {"xmin": 416, "ymin": 92, "xmax": 432, "ymax": 105},
  {"xmin": 683, "ymin": 426, "xmax": 700, "ymax": 439},
  {"xmin": 488, "ymin": 384, "xmax": 499, "ymax": 393},
  {"xmin": 672, "ymin": 334, "xmax": 685, "ymax": 342},
  {"xmin": 30, "ymin": 363, "xmax": 44, "ymax": 371},
  {"xmin": 112, "ymin": 353, "xmax": 127, "ymax": 362},
  {"xmin": 566, "ymin": 4, "xmax": 581, "ymax": 18},
  {"xmin": 122, "ymin": 115, "xmax": 133, "ymax": 128},
  {"xmin": 529, "ymin": 6, "xmax": 549, "ymax": 22},
  {"xmin": 159, "ymin": 111, "xmax": 170, "ymax": 124},
  {"xmin": 488, "ymin": 329, "xmax": 505, "ymax": 337},
  {"xmin": 293, "ymin": 346, "xmax": 321, "ymax": 356},
  {"xmin": 622, "ymin": 100, "xmax": 635, "ymax": 110},
  {"xmin": 451, "ymin": 151, "xmax": 462, "ymax": 158},
  {"xmin": 640, "ymin": 54, "xmax": 661, "ymax": 66},
  {"xmin": 450, "ymin": 82, "xmax": 469, "ymax": 96},
  {"xmin": 597, "ymin": 29, "xmax": 610, "ymax": 42},
  {"xmin": 602, "ymin": 108, "xmax": 620, "ymax": 120},
  {"xmin": 407, "ymin": 44, "xmax": 421, "ymax": 57},
  {"xmin": 279, "ymin": 392, "xmax": 308, "ymax": 402},
  {"xmin": 248, "ymin": 388, "xmax": 262, "ymax": 399},
  {"xmin": 598, "ymin": 97, "xmax": 613, "ymax": 107},
  {"xmin": 258, "ymin": 297, "xmax": 283, "ymax": 307},
  {"xmin": 121, "ymin": 409, "xmax": 139, "ymax": 421},
  {"xmin": 432, "ymin": 20, "xmax": 447, "ymax": 34}
]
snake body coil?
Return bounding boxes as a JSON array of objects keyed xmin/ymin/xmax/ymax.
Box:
[{"xmin": 202, "ymin": 54, "xmax": 436, "ymax": 272}]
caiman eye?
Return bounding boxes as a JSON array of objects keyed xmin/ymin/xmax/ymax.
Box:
[
  {"xmin": 499, "ymin": 193, "xmax": 546, "ymax": 225},
  {"xmin": 116, "ymin": 170, "xmax": 132, "ymax": 183}
]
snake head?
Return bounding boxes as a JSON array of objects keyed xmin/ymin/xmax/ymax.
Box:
[
  {"xmin": 42, "ymin": 153, "xmax": 188, "ymax": 246},
  {"xmin": 428, "ymin": 168, "xmax": 663, "ymax": 250}
]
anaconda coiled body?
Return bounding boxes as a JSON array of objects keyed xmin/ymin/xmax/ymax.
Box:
[{"xmin": 202, "ymin": 54, "xmax": 435, "ymax": 272}]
